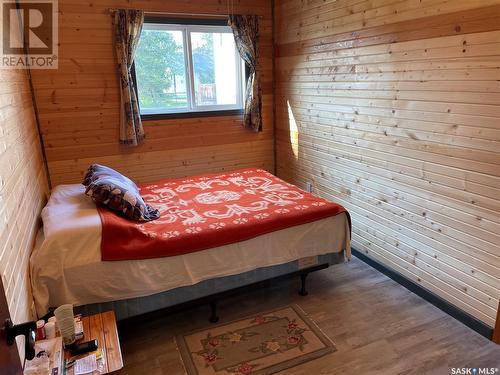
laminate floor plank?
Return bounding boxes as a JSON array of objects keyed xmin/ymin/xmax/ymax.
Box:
[{"xmin": 116, "ymin": 257, "xmax": 500, "ymax": 374}]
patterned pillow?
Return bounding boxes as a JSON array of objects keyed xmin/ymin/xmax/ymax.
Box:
[
  {"xmin": 82, "ymin": 164, "xmax": 160, "ymax": 222},
  {"xmin": 82, "ymin": 164, "xmax": 135, "ymax": 187}
]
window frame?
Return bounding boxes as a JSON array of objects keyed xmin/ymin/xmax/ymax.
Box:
[{"xmin": 133, "ymin": 17, "xmax": 245, "ymax": 120}]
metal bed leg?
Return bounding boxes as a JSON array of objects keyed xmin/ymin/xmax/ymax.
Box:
[
  {"xmin": 299, "ymin": 273, "xmax": 309, "ymax": 296},
  {"xmin": 209, "ymin": 300, "xmax": 219, "ymax": 323}
]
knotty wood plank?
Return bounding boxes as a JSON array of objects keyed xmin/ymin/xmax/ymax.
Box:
[
  {"xmin": 0, "ymin": 54, "xmax": 48, "ymax": 366},
  {"xmin": 278, "ymin": 0, "xmax": 500, "ymax": 44},
  {"xmin": 29, "ymin": 0, "xmax": 274, "ymax": 185},
  {"xmin": 277, "ymin": 4, "xmax": 500, "ymax": 55},
  {"xmin": 101, "ymin": 311, "xmax": 123, "ymax": 372},
  {"xmin": 88, "ymin": 313, "xmax": 109, "ymax": 373},
  {"xmin": 275, "ymin": 0, "xmax": 500, "ymax": 329},
  {"xmin": 82, "ymin": 315, "xmax": 91, "ymax": 340}
]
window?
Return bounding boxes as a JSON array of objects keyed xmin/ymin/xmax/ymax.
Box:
[{"xmin": 134, "ymin": 19, "xmax": 244, "ymax": 118}]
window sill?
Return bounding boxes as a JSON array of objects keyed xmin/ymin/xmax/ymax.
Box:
[{"xmin": 141, "ymin": 109, "xmax": 244, "ymax": 121}]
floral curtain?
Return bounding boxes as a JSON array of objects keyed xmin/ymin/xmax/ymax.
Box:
[
  {"xmin": 114, "ymin": 9, "xmax": 145, "ymax": 145},
  {"xmin": 229, "ymin": 15, "xmax": 262, "ymax": 132}
]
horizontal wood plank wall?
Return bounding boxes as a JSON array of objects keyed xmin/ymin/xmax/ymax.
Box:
[
  {"xmin": 274, "ymin": 0, "xmax": 500, "ymax": 327},
  {"xmin": 31, "ymin": 0, "xmax": 274, "ymax": 186},
  {"xmin": 0, "ymin": 67, "xmax": 48, "ymax": 360}
]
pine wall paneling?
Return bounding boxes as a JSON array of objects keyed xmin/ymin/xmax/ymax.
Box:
[
  {"xmin": 274, "ymin": 0, "xmax": 500, "ymax": 327},
  {"xmin": 0, "ymin": 67, "xmax": 49, "ymax": 361},
  {"xmin": 30, "ymin": 0, "xmax": 274, "ymax": 186}
]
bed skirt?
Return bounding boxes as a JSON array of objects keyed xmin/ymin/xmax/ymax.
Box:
[{"xmin": 75, "ymin": 251, "xmax": 345, "ymax": 320}]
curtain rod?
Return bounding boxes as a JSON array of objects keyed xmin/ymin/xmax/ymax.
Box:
[{"xmin": 107, "ymin": 8, "xmax": 264, "ymax": 18}]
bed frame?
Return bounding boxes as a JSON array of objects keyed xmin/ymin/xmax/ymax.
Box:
[
  {"xmin": 206, "ymin": 263, "xmax": 328, "ymax": 323},
  {"xmin": 74, "ymin": 252, "xmax": 345, "ymax": 323}
]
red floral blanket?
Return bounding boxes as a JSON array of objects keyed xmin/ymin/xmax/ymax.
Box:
[{"xmin": 98, "ymin": 168, "xmax": 349, "ymax": 261}]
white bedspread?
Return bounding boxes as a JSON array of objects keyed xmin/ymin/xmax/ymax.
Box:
[{"xmin": 30, "ymin": 184, "xmax": 350, "ymax": 317}]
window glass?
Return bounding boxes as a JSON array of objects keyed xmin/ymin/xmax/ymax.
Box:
[
  {"xmin": 134, "ymin": 23, "xmax": 243, "ymax": 116},
  {"xmin": 135, "ymin": 29, "xmax": 187, "ymax": 113},
  {"xmin": 191, "ymin": 32, "xmax": 238, "ymax": 106}
]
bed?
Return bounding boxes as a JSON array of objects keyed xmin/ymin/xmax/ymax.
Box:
[{"xmin": 30, "ymin": 168, "xmax": 351, "ymax": 320}]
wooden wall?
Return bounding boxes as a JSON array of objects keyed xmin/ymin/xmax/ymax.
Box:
[
  {"xmin": 275, "ymin": 0, "xmax": 500, "ymax": 327},
  {"xmin": 0, "ymin": 67, "xmax": 48, "ymax": 360},
  {"xmin": 30, "ymin": 0, "xmax": 274, "ymax": 186}
]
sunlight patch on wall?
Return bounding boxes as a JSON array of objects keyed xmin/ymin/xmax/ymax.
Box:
[{"xmin": 287, "ymin": 100, "xmax": 299, "ymax": 160}]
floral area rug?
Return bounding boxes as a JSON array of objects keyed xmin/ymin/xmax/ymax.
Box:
[{"xmin": 175, "ymin": 305, "xmax": 336, "ymax": 375}]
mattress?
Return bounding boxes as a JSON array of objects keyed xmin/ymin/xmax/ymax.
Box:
[
  {"xmin": 97, "ymin": 168, "xmax": 348, "ymax": 260},
  {"xmin": 30, "ymin": 184, "xmax": 351, "ymax": 317},
  {"xmin": 76, "ymin": 252, "xmax": 345, "ymax": 321}
]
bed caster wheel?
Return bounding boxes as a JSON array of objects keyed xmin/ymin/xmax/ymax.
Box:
[
  {"xmin": 209, "ymin": 301, "xmax": 219, "ymax": 323},
  {"xmin": 299, "ymin": 273, "xmax": 309, "ymax": 296}
]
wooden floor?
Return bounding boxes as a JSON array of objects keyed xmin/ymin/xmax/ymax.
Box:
[{"xmin": 116, "ymin": 257, "xmax": 500, "ymax": 374}]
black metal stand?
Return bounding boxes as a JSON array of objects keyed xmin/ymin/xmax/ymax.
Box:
[
  {"xmin": 116, "ymin": 264, "xmax": 331, "ymax": 328},
  {"xmin": 208, "ymin": 271, "xmax": 312, "ymax": 321},
  {"xmin": 299, "ymin": 273, "xmax": 309, "ymax": 296},
  {"xmin": 209, "ymin": 300, "xmax": 219, "ymax": 323}
]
